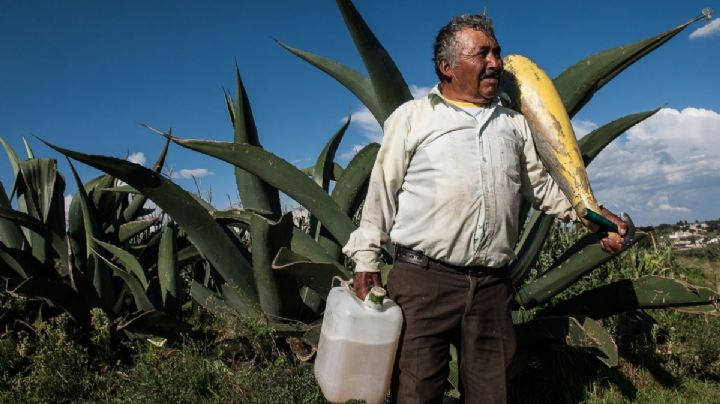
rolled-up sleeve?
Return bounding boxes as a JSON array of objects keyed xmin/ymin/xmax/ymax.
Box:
[
  {"xmin": 517, "ymin": 118, "xmax": 580, "ymax": 223},
  {"xmin": 342, "ymin": 108, "xmax": 410, "ymax": 272}
]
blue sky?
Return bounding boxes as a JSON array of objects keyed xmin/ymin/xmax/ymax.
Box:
[{"xmin": 1, "ymin": 0, "xmax": 718, "ymax": 226}]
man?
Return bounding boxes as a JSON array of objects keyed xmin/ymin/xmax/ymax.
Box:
[{"xmin": 342, "ymin": 14, "xmax": 627, "ymax": 403}]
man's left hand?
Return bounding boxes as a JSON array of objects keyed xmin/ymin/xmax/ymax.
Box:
[{"xmin": 598, "ymin": 207, "xmax": 628, "ymax": 254}]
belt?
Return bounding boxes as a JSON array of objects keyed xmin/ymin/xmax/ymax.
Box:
[{"xmin": 394, "ymin": 245, "xmax": 504, "ymax": 276}]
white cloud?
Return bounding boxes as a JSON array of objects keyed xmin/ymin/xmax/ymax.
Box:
[
  {"xmin": 350, "ymin": 108, "xmax": 383, "ymax": 144},
  {"xmin": 586, "ymin": 107, "xmax": 720, "ymax": 224},
  {"xmin": 572, "ymin": 119, "xmax": 599, "ymax": 138},
  {"xmin": 171, "ymin": 168, "xmax": 214, "ymax": 179},
  {"xmin": 689, "ymin": 18, "xmax": 720, "ymax": 39},
  {"xmin": 64, "ymin": 194, "xmax": 73, "ymax": 222},
  {"xmin": 127, "ymin": 151, "xmax": 146, "ymax": 166},
  {"xmin": 409, "ymin": 85, "xmax": 432, "ymax": 98},
  {"xmin": 341, "ymin": 84, "xmax": 433, "ymax": 159},
  {"xmin": 340, "ymin": 144, "xmax": 366, "ymax": 160}
]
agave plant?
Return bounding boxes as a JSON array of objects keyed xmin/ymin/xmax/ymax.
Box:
[
  {"xmin": 0, "ymin": 138, "xmax": 193, "ymax": 338},
  {"xmin": 41, "ymin": 65, "xmax": 364, "ymax": 337}
]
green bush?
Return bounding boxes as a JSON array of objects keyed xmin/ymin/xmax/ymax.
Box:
[{"xmin": 0, "ymin": 314, "xmax": 102, "ymax": 403}]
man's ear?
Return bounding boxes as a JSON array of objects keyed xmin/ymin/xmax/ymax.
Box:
[{"xmin": 438, "ymin": 60, "xmax": 454, "ymax": 80}]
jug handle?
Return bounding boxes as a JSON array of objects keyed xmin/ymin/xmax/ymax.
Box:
[{"xmin": 332, "ymin": 276, "xmax": 364, "ymax": 304}]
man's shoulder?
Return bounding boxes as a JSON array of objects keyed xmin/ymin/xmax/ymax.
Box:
[
  {"xmin": 495, "ymin": 103, "xmax": 531, "ymax": 129},
  {"xmin": 495, "ymin": 103, "xmax": 524, "ymax": 121},
  {"xmin": 385, "ymin": 96, "xmax": 433, "ymax": 125}
]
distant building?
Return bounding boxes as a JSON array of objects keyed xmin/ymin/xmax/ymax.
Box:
[{"xmin": 668, "ymin": 221, "xmax": 713, "ymax": 249}]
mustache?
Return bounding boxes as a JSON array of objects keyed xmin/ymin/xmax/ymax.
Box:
[{"xmin": 481, "ymin": 69, "xmax": 501, "ymax": 79}]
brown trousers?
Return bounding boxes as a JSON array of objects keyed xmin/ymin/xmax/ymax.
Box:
[{"xmin": 386, "ymin": 260, "xmax": 516, "ymax": 404}]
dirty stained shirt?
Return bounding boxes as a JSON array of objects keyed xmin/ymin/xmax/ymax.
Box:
[{"xmin": 343, "ymin": 86, "xmax": 580, "ymax": 273}]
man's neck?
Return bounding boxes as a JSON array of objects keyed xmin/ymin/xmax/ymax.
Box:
[{"xmin": 439, "ymin": 82, "xmax": 493, "ymax": 107}]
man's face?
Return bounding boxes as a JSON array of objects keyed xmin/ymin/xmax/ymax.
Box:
[{"xmin": 442, "ymin": 29, "xmax": 502, "ymax": 104}]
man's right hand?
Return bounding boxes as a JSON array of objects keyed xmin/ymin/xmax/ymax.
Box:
[{"xmin": 353, "ymin": 271, "xmax": 382, "ymax": 301}]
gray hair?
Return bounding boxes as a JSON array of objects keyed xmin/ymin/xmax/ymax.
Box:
[{"xmin": 433, "ymin": 14, "xmax": 497, "ymax": 81}]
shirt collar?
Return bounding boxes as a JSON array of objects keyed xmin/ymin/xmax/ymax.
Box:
[{"xmin": 427, "ymin": 84, "xmax": 500, "ymax": 109}]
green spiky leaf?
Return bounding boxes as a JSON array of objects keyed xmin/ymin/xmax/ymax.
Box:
[
  {"xmin": 555, "ymin": 15, "xmax": 705, "ymax": 117},
  {"xmin": 335, "ymin": 0, "xmax": 412, "ymax": 122},
  {"xmin": 0, "ymin": 182, "xmax": 26, "ymax": 250},
  {"xmin": 158, "ymin": 221, "xmax": 180, "ymax": 314},
  {"xmin": 278, "ymin": 40, "xmax": 384, "ymax": 125},
  {"xmin": 515, "ymin": 315, "xmax": 618, "ymax": 367},
  {"xmin": 93, "ymin": 238, "xmax": 149, "ymax": 289},
  {"xmin": 163, "ymin": 136, "xmax": 356, "ymax": 246},
  {"xmin": 251, "ymin": 213, "xmax": 293, "ymax": 317},
  {"xmin": 544, "ymin": 276, "xmax": 720, "ymax": 319},
  {"xmin": 272, "ymin": 247, "xmax": 347, "ymax": 298},
  {"xmin": 516, "ymin": 233, "xmax": 646, "ymax": 309},
  {"xmin": 578, "ymin": 109, "xmax": 660, "ymax": 164},
  {"xmin": 332, "ymin": 142, "xmax": 379, "ymax": 216},
  {"xmin": 42, "ymin": 140, "xmax": 261, "ymax": 315},
  {"xmin": 118, "ymin": 217, "xmax": 158, "ymax": 243},
  {"xmin": 228, "ymin": 67, "xmax": 281, "ymax": 218}
]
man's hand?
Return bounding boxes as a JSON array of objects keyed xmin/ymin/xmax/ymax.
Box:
[
  {"xmin": 353, "ymin": 271, "xmax": 382, "ymax": 301},
  {"xmin": 598, "ymin": 207, "xmax": 628, "ymax": 254}
]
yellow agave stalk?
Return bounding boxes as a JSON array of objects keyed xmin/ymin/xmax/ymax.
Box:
[{"xmin": 501, "ymin": 54, "xmax": 609, "ymax": 230}]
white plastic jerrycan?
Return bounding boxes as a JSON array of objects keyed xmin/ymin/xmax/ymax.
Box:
[{"xmin": 314, "ymin": 280, "xmax": 403, "ymax": 404}]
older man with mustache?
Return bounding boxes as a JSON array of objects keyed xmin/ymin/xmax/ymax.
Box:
[{"xmin": 343, "ymin": 14, "xmax": 626, "ymax": 404}]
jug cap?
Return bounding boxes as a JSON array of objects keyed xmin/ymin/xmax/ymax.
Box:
[{"xmin": 364, "ymin": 286, "xmax": 386, "ymax": 310}]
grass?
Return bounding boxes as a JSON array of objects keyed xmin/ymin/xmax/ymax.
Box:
[
  {"xmin": 1, "ymin": 224, "xmax": 718, "ymax": 403},
  {"xmin": 507, "ymin": 224, "xmax": 720, "ymax": 403},
  {"xmin": 0, "ymin": 310, "xmax": 322, "ymax": 403}
]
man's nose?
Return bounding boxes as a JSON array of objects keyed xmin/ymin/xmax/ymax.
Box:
[{"xmin": 486, "ymin": 53, "xmax": 501, "ymax": 69}]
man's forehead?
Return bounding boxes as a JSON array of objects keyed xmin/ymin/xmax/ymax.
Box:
[{"xmin": 456, "ymin": 29, "xmax": 498, "ymax": 50}]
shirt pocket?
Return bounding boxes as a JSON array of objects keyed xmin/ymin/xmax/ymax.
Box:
[{"xmin": 492, "ymin": 133, "xmax": 522, "ymax": 187}]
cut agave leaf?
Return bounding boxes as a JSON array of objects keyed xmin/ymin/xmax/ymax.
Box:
[
  {"xmin": 515, "ymin": 315, "xmax": 618, "ymax": 367},
  {"xmin": 516, "ymin": 233, "xmax": 645, "ymax": 309},
  {"xmin": 272, "ymin": 247, "xmax": 348, "ymax": 298},
  {"xmin": 250, "ymin": 213, "xmax": 293, "ymax": 317},
  {"xmin": 543, "ymin": 276, "xmax": 720, "ymax": 319}
]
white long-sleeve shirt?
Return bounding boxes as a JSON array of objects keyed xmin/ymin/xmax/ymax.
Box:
[{"xmin": 343, "ymin": 85, "xmax": 579, "ymax": 273}]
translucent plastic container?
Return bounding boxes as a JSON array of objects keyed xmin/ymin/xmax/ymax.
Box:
[{"xmin": 314, "ymin": 285, "xmax": 403, "ymax": 404}]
